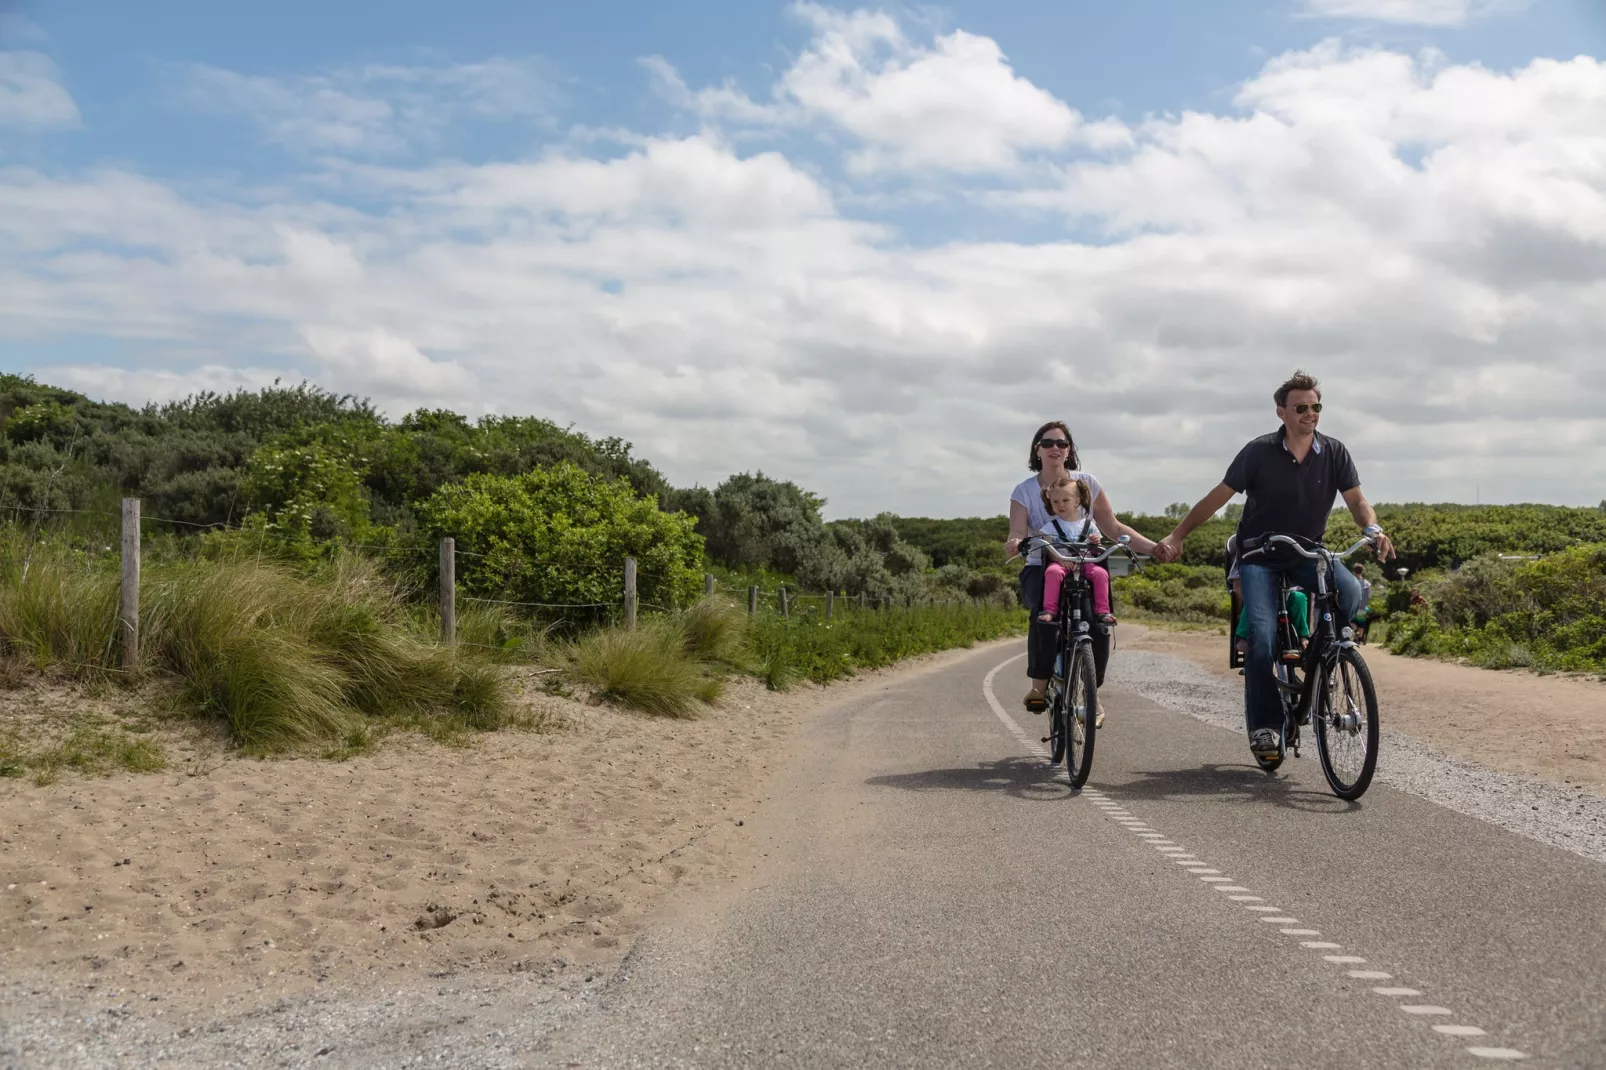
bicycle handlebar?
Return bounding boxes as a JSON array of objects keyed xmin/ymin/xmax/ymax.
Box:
[
  {"xmin": 1242, "ymin": 533, "xmax": 1377, "ymax": 563},
  {"xmin": 1012, "ymin": 535, "xmax": 1150, "ymax": 568}
]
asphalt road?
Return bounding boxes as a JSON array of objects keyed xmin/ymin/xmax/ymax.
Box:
[{"xmin": 536, "ymin": 642, "xmax": 1606, "ymax": 1069}]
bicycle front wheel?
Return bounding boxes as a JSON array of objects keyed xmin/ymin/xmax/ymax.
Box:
[
  {"xmin": 1314, "ymin": 647, "xmax": 1379, "ymax": 800},
  {"xmin": 1066, "ymin": 644, "xmax": 1098, "ymax": 788}
]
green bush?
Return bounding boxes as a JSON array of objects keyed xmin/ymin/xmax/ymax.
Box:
[
  {"xmin": 1387, "ymin": 544, "xmax": 1606, "ymax": 673},
  {"xmin": 417, "ymin": 462, "xmax": 705, "ymax": 614},
  {"xmin": 1113, "ymin": 563, "xmax": 1231, "ymax": 623}
]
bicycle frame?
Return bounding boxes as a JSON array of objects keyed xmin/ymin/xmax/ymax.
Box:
[{"xmin": 1240, "ymin": 535, "xmax": 1373, "ymax": 752}]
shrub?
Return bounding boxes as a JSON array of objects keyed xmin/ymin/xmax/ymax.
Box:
[
  {"xmin": 417, "ymin": 462, "xmax": 705, "ymax": 613},
  {"xmin": 1113, "ymin": 564, "xmax": 1231, "ymax": 623},
  {"xmin": 1387, "ymin": 544, "xmax": 1606, "ymax": 673}
]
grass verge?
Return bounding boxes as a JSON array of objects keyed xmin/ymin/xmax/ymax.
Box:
[{"xmin": 0, "ymin": 528, "xmax": 518, "ymax": 759}]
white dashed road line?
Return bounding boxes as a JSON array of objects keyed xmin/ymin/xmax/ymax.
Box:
[{"xmin": 981, "ymin": 654, "xmax": 1531, "ymax": 1063}]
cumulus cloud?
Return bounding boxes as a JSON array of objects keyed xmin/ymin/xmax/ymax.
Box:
[
  {"xmin": 647, "ymin": 3, "xmax": 1101, "ymax": 175},
  {"xmin": 1298, "ymin": 0, "xmax": 1534, "ymax": 27},
  {"xmin": 180, "ymin": 56, "xmax": 555, "ymax": 155},
  {"xmin": 0, "ymin": 50, "xmax": 79, "ymax": 129},
  {"xmin": 2, "ymin": 23, "xmax": 1603, "ymax": 516}
]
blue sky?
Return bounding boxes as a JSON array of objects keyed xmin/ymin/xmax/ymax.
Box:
[{"xmin": 2, "ymin": 0, "xmax": 1604, "ymax": 516}]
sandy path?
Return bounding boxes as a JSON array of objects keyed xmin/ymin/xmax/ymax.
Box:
[
  {"xmin": 1120, "ymin": 624, "xmax": 1606, "ymax": 796},
  {"xmin": 0, "ymin": 657, "xmax": 980, "ymax": 1020}
]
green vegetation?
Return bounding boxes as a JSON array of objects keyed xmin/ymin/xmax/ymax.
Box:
[
  {"xmin": 0, "ymin": 716, "xmax": 166, "ymax": 785},
  {"xmin": 0, "ymin": 374, "xmax": 667, "ymax": 537},
  {"xmin": 1113, "ymin": 564, "xmax": 1231, "ymax": 624},
  {"xmin": 5, "ymin": 369, "xmax": 1603, "ymax": 768},
  {"xmin": 1385, "ymin": 545, "xmax": 1606, "ymax": 674},
  {"xmin": 747, "ymin": 600, "xmax": 1025, "ymax": 689},
  {"xmin": 0, "ymin": 528, "xmax": 514, "ymax": 751},
  {"xmin": 418, "ymin": 463, "xmax": 706, "ymax": 615}
]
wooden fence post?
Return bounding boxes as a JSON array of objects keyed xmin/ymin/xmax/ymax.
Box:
[
  {"xmin": 439, "ymin": 537, "xmax": 456, "ymax": 646},
  {"xmin": 826, "ymin": 590, "xmax": 835, "ymax": 619},
  {"xmin": 748, "ymin": 585, "xmax": 758, "ymax": 616},
  {"xmin": 859, "ymin": 591, "xmax": 867, "ymax": 611},
  {"xmin": 705, "ymin": 573, "xmax": 716, "ymax": 597},
  {"xmin": 623, "ymin": 557, "xmax": 638, "ymax": 630},
  {"xmin": 120, "ymin": 498, "xmax": 140, "ymax": 672},
  {"xmin": 779, "ymin": 586, "xmax": 789, "ymax": 617}
]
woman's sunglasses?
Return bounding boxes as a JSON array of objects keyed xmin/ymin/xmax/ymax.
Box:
[
  {"xmin": 1039, "ymin": 438, "xmax": 1072, "ymax": 449},
  {"xmin": 1292, "ymin": 403, "xmax": 1323, "ymax": 414}
]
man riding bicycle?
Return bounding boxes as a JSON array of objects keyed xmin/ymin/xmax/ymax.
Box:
[{"xmin": 1153, "ymin": 371, "xmax": 1396, "ymax": 763}]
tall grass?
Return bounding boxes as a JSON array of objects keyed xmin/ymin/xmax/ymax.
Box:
[
  {"xmin": 746, "ymin": 600, "xmax": 1025, "ymax": 688},
  {"xmin": 563, "ymin": 596, "xmax": 1024, "ymax": 713},
  {"xmin": 0, "ymin": 536, "xmax": 120, "ymax": 670},
  {"xmin": 566, "ymin": 617, "xmax": 724, "ymax": 717},
  {"xmin": 0, "ymin": 527, "xmax": 511, "ymax": 750}
]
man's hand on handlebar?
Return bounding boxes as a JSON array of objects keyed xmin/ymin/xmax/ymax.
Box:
[{"xmin": 1370, "ymin": 531, "xmax": 1396, "ymax": 562}]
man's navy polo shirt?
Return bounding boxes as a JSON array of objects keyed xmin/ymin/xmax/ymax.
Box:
[{"xmin": 1224, "ymin": 428, "xmax": 1360, "ymax": 544}]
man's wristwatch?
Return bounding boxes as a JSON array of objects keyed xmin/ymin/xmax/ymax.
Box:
[{"xmin": 1363, "ymin": 524, "xmax": 1384, "ymax": 537}]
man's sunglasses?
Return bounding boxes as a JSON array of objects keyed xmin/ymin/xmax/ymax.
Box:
[
  {"xmin": 1291, "ymin": 403, "xmax": 1323, "ymax": 414},
  {"xmin": 1039, "ymin": 438, "xmax": 1072, "ymax": 449}
]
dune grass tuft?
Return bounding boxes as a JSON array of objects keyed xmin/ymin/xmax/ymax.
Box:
[
  {"xmin": 0, "ymin": 529, "xmax": 513, "ymax": 755},
  {"xmin": 678, "ymin": 597, "xmax": 748, "ymax": 667},
  {"xmin": 565, "ymin": 617, "xmax": 722, "ymax": 718},
  {"xmin": 0, "ymin": 535, "xmax": 120, "ymax": 672}
]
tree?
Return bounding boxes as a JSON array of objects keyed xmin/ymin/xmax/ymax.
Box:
[{"xmin": 1163, "ymin": 502, "xmax": 1191, "ymax": 519}]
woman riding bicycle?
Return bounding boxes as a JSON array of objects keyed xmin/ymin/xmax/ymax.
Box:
[{"xmin": 1004, "ymin": 421, "xmax": 1160, "ymax": 715}]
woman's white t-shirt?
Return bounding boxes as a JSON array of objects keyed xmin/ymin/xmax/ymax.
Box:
[{"xmin": 1011, "ymin": 471, "xmax": 1104, "ymax": 565}]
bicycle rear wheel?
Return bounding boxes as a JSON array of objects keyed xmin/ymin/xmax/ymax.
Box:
[
  {"xmin": 1314, "ymin": 647, "xmax": 1379, "ymax": 799},
  {"xmin": 1066, "ymin": 644, "xmax": 1097, "ymax": 788}
]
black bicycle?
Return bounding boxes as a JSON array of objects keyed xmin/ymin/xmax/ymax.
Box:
[
  {"xmin": 1229, "ymin": 533, "xmax": 1381, "ymax": 800},
  {"xmin": 1018, "ymin": 535, "xmax": 1147, "ymax": 788}
]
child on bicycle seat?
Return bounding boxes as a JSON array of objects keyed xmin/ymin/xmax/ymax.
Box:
[{"xmin": 1037, "ymin": 476, "xmax": 1117, "ymax": 626}]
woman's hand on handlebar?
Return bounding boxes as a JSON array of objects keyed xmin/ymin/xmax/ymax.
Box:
[{"xmin": 1005, "ymin": 536, "xmax": 1023, "ymax": 558}]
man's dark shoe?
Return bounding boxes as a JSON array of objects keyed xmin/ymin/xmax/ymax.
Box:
[{"xmin": 1249, "ymin": 727, "xmax": 1283, "ymax": 761}]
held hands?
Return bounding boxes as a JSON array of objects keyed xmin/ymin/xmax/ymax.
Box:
[{"xmin": 1152, "ymin": 534, "xmax": 1182, "ymax": 563}]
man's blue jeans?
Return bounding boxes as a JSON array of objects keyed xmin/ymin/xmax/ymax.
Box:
[{"xmin": 1239, "ymin": 559, "xmax": 1365, "ymax": 736}]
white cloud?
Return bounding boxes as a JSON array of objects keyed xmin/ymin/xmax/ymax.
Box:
[
  {"xmin": 0, "ymin": 51, "xmax": 80, "ymax": 129},
  {"xmin": 181, "ymin": 56, "xmax": 554, "ymax": 155},
  {"xmin": 1298, "ymin": 0, "xmax": 1534, "ymax": 27},
  {"xmin": 649, "ymin": 3, "xmax": 1099, "ymax": 176},
  {"xmin": 3, "ymin": 30, "xmax": 1604, "ymax": 516},
  {"xmin": 41, "ymin": 363, "xmax": 295, "ymax": 407}
]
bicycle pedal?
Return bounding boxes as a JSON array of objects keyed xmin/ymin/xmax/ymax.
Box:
[{"xmin": 1041, "ymin": 736, "xmax": 1050, "ymax": 744}]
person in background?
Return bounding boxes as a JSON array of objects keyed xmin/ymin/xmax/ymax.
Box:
[{"xmin": 1350, "ymin": 563, "xmax": 1375, "ymax": 643}]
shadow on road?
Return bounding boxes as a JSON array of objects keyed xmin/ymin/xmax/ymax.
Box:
[
  {"xmin": 866, "ymin": 757, "xmax": 1077, "ymax": 802},
  {"xmin": 1101, "ymin": 763, "xmax": 1360, "ymax": 814}
]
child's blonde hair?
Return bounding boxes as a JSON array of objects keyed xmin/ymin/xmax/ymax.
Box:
[{"xmin": 1041, "ymin": 475, "xmax": 1092, "ymax": 517}]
